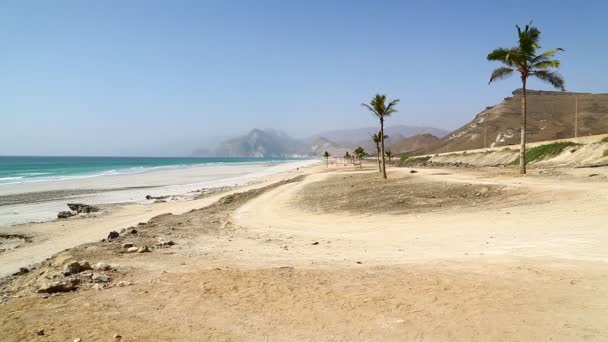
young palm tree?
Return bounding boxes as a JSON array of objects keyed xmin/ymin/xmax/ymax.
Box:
[
  {"xmin": 487, "ymin": 22, "xmax": 565, "ymax": 174},
  {"xmin": 362, "ymin": 94, "xmax": 400, "ymax": 179},
  {"xmin": 344, "ymin": 151, "xmax": 351, "ymax": 166},
  {"xmin": 323, "ymin": 151, "xmax": 331, "ymax": 167},
  {"xmin": 354, "ymin": 146, "xmax": 366, "ymax": 169},
  {"xmin": 371, "ymin": 132, "xmax": 388, "ymax": 173},
  {"xmin": 385, "ymin": 149, "xmax": 393, "ymax": 165}
]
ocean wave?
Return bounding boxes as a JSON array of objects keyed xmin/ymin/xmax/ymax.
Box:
[{"xmin": 0, "ymin": 159, "xmax": 312, "ymax": 186}]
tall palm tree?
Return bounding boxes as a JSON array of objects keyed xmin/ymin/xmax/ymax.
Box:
[
  {"xmin": 487, "ymin": 22, "xmax": 565, "ymax": 174},
  {"xmin": 323, "ymin": 151, "xmax": 331, "ymax": 167},
  {"xmin": 362, "ymin": 94, "xmax": 400, "ymax": 179},
  {"xmin": 354, "ymin": 146, "xmax": 366, "ymax": 169}
]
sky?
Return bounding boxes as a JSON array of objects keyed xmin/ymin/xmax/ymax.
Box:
[{"xmin": 1, "ymin": 0, "xmax": 607, "ymax": 156}]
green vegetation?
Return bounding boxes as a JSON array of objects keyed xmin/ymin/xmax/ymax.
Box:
[
  {"xmin": 487, "ymin": 22, "xmax": 565, "ymax": 174},
  {"xmin": 511, "ymin": 142, "xmax": 579, "ymax": 165},
  {"xmin": 399, "ymin": 155, "xmax": 432, "ymax": 167}
]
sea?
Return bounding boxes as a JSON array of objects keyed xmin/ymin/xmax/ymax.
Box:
[
  {"xmin": 0, "ymin": 156, "xmax": 301, "ymax": 185},
  {"xmin": 0, "ymin": 156, "xmax": 318, "ymax": 225}
]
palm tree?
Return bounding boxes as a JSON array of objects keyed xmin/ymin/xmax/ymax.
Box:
[
  {"xmin": 362, "ymin": 94, "xmax": 400, "ymax": 179},
  {"xmin": 354, "ymin": 146, "xmax": 366, "ymax": 169},
  {"xmin": 487, "ymin": 22, "xmax": 565, "ymax": 174},
  {"xmin": 385, "ymin": 149, "xmax": 393, "ymax": 165},
  {"xmin": 371, "ymin": 132, "xmax": 389, "ymax": 173},
  {"xmin": 323, "ymin": 151, "xmax": 331, "ymax": 167},
  {"xmin": 344, "ymin": 151, "xmax": 351, "ymax": 166}
]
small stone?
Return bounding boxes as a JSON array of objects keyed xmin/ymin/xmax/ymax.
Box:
[
  {"xmin": 410, "ymin": 170, "xmax": 418, "ymax": 173},
  {"xmin": 137, "ymin": 246, "xmax": 150, "ymax": 253},
  {"xmin": 156, "ymin": 238, "xmax": 175, "ymax": 247},
  {"xmin": 129, "ymin": 229, "xmax": 138, "ymax": 234},
  {"xmin": 107, "ymin": 231, "xmax": 119, "ymax": 240},
  {"xmin": 12, "ymin": 267, "xmax": 29, "ymax": 276},
  {"xmin": 117, "ymin": 281, "xmax": 132, "ymax": 287},
  {"xmin": 36, "ymin": 329, "xmax": 45, "ymax": 336},
  {"xmin": 38, "ymin": 281, "xmax": 77, "ymax": 293},
  {"xmin": 93, "ymin": 262, "xmax": 111, "ymax": 271},
  {"xmin": 58, "ymin": 210, "xmax": 76, "ymax": 219},
  {"xmin": 80, "ymin": 270, "xmax": 93, "ymax": 278},
  {"xmin": 113, "ymin": 333, "xmax": 122, "ymax": 339},
  {"xmin": 74, "ymin": 338, "xmax": 82, "ymax": 342},
  {"xmin": 121, "ymin": 243, "xmax": 134, "ymax": 249},
  {"xmin": 127, "ymin": 247, "xmax": 139, "ymax": 253},
  {"xmin": 63, "ymin": 261, "xmax": 81, "ymax": 275},
  {"xmin": 92, "ymin": 273, "xmax": 110, "ymax": 283},
  {"xmin": 356, "ymin": 261, "xmax": 362, "ymax": 264},
  {"xmin": 311, "ymin": 241, "xmax": 319, "ymax": 245}
]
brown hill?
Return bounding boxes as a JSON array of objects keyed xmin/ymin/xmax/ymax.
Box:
[
  {"xmin": 431, "ymin": 89, "xmax": 608, "ymax": 154},
  {"xmin": 390, "ymin": 133, "xmax": 441, "ymax": 156}
]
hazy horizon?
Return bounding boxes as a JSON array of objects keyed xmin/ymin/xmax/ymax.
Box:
[{"xmin": 2, "ymin": 1, "xmax": 607, "ymax": 156}]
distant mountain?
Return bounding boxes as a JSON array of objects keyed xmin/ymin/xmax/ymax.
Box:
[
  {"xmin": 212, "ymin": 129, "xmax": 306, "ymax": 158},
  {"xmin": 312, "ymin": 125, "xmax": 449, "ymax": 148},
  {"xmin": 430, "ymin": 89, "xmax": 608, "ymax": 153},
  {"xmin": 192, "ymin": 125, "xmax": 449, "ymax": 158},
  {"xmin": 307, "ymin": 137, "xmax": 351, "ymax": 157},
  {"xmin": 389, "ymin": 133, "xmax": 441, "ymax": 156}
]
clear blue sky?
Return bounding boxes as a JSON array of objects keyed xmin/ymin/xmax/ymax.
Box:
[{"xmin": 1, "ymin": 0, "xmax": 607, "ymax": 156}]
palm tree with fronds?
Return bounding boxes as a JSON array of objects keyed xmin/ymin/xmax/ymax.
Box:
[
  {"xmin": 487, "ymin": 22, "xmax": 565, "ymax": 174},
  {"xmin": 371, "ymin": 132, "xmax": 389, "ymax": 173},
  {"xmin": 323, "ymin": 151, "xmax": 331, "ymax": 167},
  {"xmin": 385, "ymin": 149, "xmax": 393, "ymax": 165},
  {"xmin": 354, "ymin": 146, "xmax": 366, "ymax": 169},
  {"xmin": 362, "ymin": 94, "xmax": 399, "ymax": 179}
]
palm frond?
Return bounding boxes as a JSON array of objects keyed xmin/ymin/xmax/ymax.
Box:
[
  {"xmin": 384, "ymin": 99, "xmax": 400, "ymax": 117},
  {"xmin": 531, "ymin": 48, "xmax": 564, "ymax": 64},
  {"xmin": 489, "ymin": 67, "xmax": 515, "ymax": 84},
  {"xmin": 532, "ymin": 59, "xmax": 561, "ymax": 70},
  {"xmin": 532, "ymin": 70, "xmax": 565, "ymax": 90},
  {"xmin": 361, "ymin": 103, "xmax": 379, "ymax": 117}
]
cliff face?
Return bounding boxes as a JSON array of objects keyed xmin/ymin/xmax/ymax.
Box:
[{"xmin": 432, "ymin": 89, "xmax": 608, "ymax": 153}]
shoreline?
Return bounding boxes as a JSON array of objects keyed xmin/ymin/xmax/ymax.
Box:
[
  {"xmin": 0, "ymin": 159, "xmax": 318, "ymax": 226},
  {"xmin": 0, "ymin": 162, "xmax": 321, "ymax": 278}
]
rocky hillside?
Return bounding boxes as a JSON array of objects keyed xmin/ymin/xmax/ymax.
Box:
[
  {"xmin": 389, "ymin": 133, "xmax": 441, "ymax": 156},
  {"xmin": 431, "ymin": 89, "xmax": 608, "ymax": 153}
]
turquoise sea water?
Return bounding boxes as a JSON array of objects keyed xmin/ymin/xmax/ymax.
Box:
[{"xmin": 0, "ymin": 156, "xmax": 299, "ymax": 185}]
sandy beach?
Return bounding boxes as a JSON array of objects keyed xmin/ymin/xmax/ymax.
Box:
[
  {"xmin": 1, "ymin": 162, "xmax": 607, "ymax": 341},
  {"xmin": 0, "ymin": 160, "xmax": 318, "ymax": 226}
]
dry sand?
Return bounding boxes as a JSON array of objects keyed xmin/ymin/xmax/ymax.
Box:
[{"xmin": 1, "ymin": 163, "xmax": 608, "ymax": 341}]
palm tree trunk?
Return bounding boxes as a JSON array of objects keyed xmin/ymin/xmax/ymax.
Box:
[
  {"xmin": 376, "ymin": 145, "xmax": 381, "ymax": 173},
  {"xmin": 520, "ymin": 80, "xmax": 527, "ymax": 175},
  {"xmin": 380, "ymin": 119, "xmax": 387, "ymax": 179}
]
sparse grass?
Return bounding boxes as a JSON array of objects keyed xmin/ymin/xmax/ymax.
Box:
[
  {"xmin": 601, "ymin": 136, "xmax": 608, "ymax": 143},
  {"xmin": 399, "ymin": 155, "xmax": 432, "ymax": 166},
  {"xmin": 511, "ymin": 142, "xmax": 580, "ymax": 165}
]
